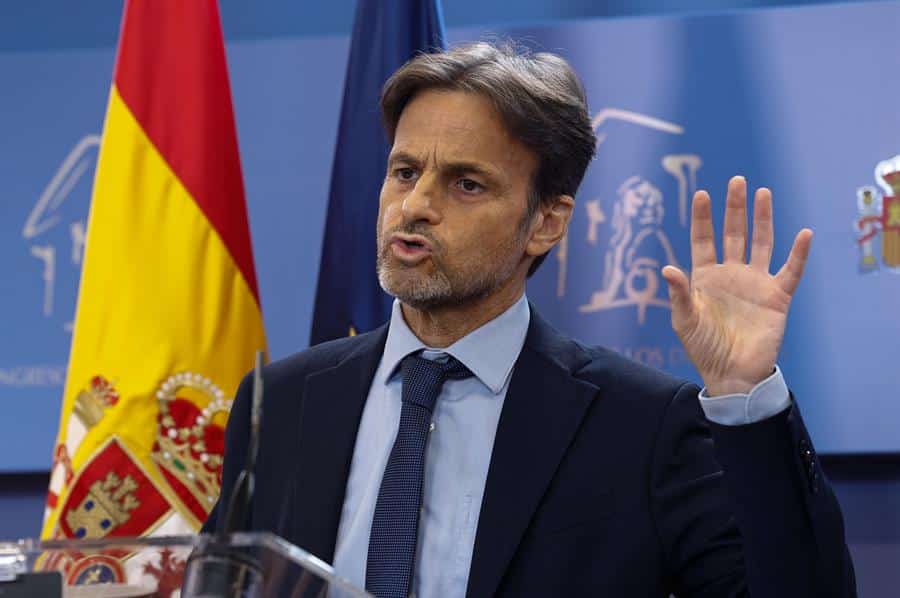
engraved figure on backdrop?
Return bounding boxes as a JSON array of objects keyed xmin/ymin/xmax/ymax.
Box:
[
  {"xmin": 22, "ymin": 135, "xmax": 100, "ymax": 330},
  {"xmin": 581, "ymin": 176, "xmax": 679, "ymax": 323},
  {"xmin": 556, "ymin": 105, "xmax": 700, "ymax": 325}
]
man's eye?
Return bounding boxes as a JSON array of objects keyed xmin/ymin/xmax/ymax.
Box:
[
  {"xmin": 456, "ymin": 178, "xmax": 484, "ymax": 193},
  {"xmin": 395, "ymin": 168, "xmax": 418, "ymax": 182}
]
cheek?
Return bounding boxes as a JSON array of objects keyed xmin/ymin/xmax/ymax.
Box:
[
  {"xmin": 451, "ymin": 214, "xmax": 517, "ymax": 257},
  {"xmin": 378, "ymin": 195, "xmax": 404, "ymax": 229},
  {"xmin": 379, "ymin": 195, "xmax": 403, "ymax": 225}
]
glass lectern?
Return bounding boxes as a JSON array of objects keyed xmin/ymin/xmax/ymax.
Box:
[{"xmin": 0, "ymin": 532, "xmax": 370, "ymax": 597}]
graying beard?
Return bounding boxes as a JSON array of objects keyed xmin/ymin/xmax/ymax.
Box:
[{"xmin": 377, "ymin": 256, "xmax": 516, "ymax": 311}]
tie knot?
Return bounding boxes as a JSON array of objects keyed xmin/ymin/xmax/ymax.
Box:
[{"xmin": 400, "ymin": 353, "xmax": 472, "ymax": 412}]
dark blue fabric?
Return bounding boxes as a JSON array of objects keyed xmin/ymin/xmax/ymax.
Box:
[
  {"xmin": 365, "ymin": 354, "xmax": 472, "ymax": 597},
  {"xmin": 309, "ymin": 0, "xmax": 446, "ymax": 345},
  {"xmin": 206, "ymin": 306, "xmax": 856, "ymax": 597}
]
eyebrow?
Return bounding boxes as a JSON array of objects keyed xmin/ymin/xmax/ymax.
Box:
[{"xmin": 387, "ymin": 150, "xmax": 422, "ymax": 168}]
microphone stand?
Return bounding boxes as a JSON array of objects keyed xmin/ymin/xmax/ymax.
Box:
[{"xmin": 182, "ymin": 351, "xmax": 266, "ymax": 598}]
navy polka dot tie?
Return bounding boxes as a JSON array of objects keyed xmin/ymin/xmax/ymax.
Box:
[{"xmin": 365, "ymin": 353, "xmax": 473, "ymax": 598}]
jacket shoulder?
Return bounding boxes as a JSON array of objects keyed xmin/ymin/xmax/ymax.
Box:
[
  {"xmin": 526, "ymin": 305, "xmax": 691, "ymax": 403},
  {"xmin": 261, "ymin": 327, "xmax": 386, "ymax": 394},
  {"xmin": 574, "ymin": 342, "xmax": 693, "ymax": 403}
]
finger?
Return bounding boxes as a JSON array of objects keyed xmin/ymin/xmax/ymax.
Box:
[
  {"xmin": 775, "ymin": 229, "xmax": 813, "ymax": 296},
  {"xmin": 749, "ymin": 187, "xmax": 774, "ymax": 271},
  {"xmin": 722, "ymin": 175, "xmax": 748, "ymax": 263},
  {"xmin": 662, "ymin": 265, "xmax": 695, "ymax": 332},
  {"xmin": 690, "ymin": 190, "xmax": 717, "ymax": 268}
]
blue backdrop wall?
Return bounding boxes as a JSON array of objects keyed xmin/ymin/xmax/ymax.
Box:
[
  {"xmin": 3, "ymin": 0, "xmax": 899, "ymax": 470},
  {"xmin": 1, "ymin": 1, "xmax": 898, "ymax": 594}
]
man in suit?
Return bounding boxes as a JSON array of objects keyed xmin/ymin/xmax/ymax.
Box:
[{"xmin": 205, "ymin": 42, "xmax": 855, "ymax": 597}]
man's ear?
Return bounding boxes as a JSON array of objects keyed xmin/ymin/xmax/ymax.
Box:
[{"xmin": 525, "ymin": 195, "xmax": 575, "ymax": 258}]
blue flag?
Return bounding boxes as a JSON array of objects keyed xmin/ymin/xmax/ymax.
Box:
[{"xmin": 310, "ymin": 0, "xmax": 446, "ymax": 344}]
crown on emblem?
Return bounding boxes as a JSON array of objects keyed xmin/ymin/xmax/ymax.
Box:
[
  {"xmin": 72, "ymin": 376, "xmax": 120, "ymax": 428},
  {"xmin": 65, "ymin": 472, "xmax": 139, "ymax": 538},
  {"xmin": 150, "ymin": 372, "xmax": 230, "ymax": 517},
  {"xmin": 876, "ymin": 156, "xmax": 900, "ymax": 192}
]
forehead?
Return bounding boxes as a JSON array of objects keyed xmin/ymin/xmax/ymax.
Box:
[{"xmin": 392, "ymin": 89, "xmax": 536, "ymax": 174}]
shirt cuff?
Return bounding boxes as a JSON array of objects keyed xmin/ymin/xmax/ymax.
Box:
[{"xmin": 698, "ymin": 366, "xmax": 791, "ymax": 426}]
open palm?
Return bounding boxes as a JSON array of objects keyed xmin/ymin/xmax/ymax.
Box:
[{"xmin": 661, "ymin": 176, "xmax": 812, "ymax": 396}]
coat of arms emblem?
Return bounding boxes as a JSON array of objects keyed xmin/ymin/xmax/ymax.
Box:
[{"xmin": 855, "ymin": 155, "xmax": 900, "ymax": 272}]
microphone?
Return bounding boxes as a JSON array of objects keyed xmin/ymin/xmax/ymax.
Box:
[
  {"xmin": 221, "ymin": 350, "xmax": 264, "ymax": 534},
  {"xmin": 182, "ymin": 351, "xmax": 266, "ymax": 598}
]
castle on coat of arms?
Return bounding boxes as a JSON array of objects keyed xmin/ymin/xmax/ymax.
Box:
[{"xmin": 65, "ymin": 472, "xmax": 139, "ymax": 538}]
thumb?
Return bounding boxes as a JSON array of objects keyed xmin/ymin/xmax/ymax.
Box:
[{"xmin": 661, "ymin": 265, "xmax": 694, "ymax": 327}]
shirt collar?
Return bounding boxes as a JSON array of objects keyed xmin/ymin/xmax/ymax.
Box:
[{"xmin": 380, "ymin": 294, "xmax": 531, "ymax": 395}]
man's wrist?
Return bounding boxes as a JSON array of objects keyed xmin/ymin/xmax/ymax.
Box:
[{"xmin": 704, "ymin": 369, "xmax": 777, "ymax": 398}]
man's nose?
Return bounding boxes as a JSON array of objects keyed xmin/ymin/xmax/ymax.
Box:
[{"xmin": 401, "ymin": 173, "xmax": 441, "ymax": 225}]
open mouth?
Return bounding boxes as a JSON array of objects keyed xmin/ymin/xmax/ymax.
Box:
[
  {"xmin": 390, "ymin": 234, "xmax": 432, "ymax": 262},
  {"xmin": 401, "ymin": 239, "xmax": 425, "ymax": 250}
]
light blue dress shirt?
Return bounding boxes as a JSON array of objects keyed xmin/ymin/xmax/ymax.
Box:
[
  {"xmin": 331, "ymin": 294, "xmax": 790, "ymax": 597},
  {"xmin": 332, "ymin": 295, "xmax": 530, "ymax": 597}
]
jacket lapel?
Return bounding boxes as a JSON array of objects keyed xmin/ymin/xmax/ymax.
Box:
[
  {"xmin": 466, "ymin": 309, "xmax": 599, "ymax": 598},
  {"xmin": 286, "ymin": 325, "xmax": 388, "ymax": 563}
]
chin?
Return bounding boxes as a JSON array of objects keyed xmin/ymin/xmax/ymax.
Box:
[
  {"xmin": 395, "ymin": 295, "xmax": 449, "ymax": 311},
  {"xmin": 379, "ymin": 269, "xmax": 454, "ymax": 309}
]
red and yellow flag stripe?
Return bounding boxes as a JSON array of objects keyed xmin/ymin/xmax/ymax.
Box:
[{"xmin": 43, "ymin": 0, "xmax": 266, "ymax": 539}]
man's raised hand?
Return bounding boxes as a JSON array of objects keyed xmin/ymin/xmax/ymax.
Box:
[{"xmin": 661, "ymin": 176, "xmax": 812, "ymax": 396}]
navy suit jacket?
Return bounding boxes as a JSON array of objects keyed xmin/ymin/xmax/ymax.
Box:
[{"xmin": 204, "ymin": 308, "xmax": 856, "ymax": 597}]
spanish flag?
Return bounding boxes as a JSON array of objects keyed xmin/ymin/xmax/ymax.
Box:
[{"xmin": 42, "ymin": 0, "xmax": 266, "ymax": 541}]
